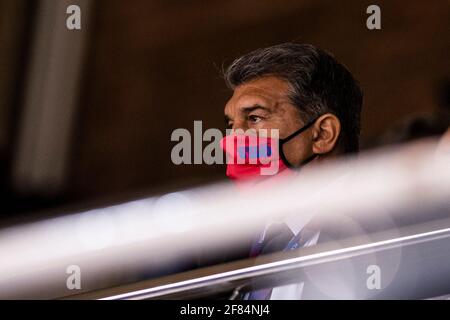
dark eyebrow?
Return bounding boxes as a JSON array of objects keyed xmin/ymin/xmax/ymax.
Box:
[
  {"xmin": 224, "ymin": 105, "xmax": 269, "ymax": 126},
  {"xmin": 241, "ymin": 105, "xmax": 270, "ymax": 114}
]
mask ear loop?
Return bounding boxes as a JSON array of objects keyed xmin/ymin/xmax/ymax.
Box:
[{"xmin": 279, "ymin": 117, "xmax": 319, "ymax": 168}]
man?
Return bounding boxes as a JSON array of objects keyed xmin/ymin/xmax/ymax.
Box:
[{"xmin": 221, "ymin": 43, "xmax": 363, "ymax": 299}]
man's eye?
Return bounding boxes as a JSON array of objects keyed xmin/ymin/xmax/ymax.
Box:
[{"xmin": 248, "ymin": 115, "xmax": 262, "ymax": 123}]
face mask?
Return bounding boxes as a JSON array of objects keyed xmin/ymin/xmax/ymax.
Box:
[{"xmin": 220, "ymin": 118, "xmax": 318, "ymax": 180}]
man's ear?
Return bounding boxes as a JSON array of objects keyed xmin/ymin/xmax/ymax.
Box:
[{"xmin": 311, "ymin": 113, "xmax": 341, "ymax": 155}]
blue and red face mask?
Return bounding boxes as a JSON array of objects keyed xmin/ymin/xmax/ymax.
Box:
[{"xmin": 220, "ymin": 118, "xmax": 318, "ymax": 180}]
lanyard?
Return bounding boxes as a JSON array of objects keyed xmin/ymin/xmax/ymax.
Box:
[
  {"xmin": 285, "ymin": 231, "xmax": 304, "ymax": 251},
  {"xmin": 249, "ymin": 228, "xmax": 304, "ymax": 257}
]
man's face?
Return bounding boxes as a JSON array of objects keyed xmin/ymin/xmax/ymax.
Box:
[{"xmin": 224, "ymin": 76, "xmax": 314, "ymax": 166}]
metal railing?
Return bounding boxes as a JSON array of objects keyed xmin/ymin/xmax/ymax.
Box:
[{"xmin": 67, "ymin": 217, "xmax": 450, "ymax": 300}]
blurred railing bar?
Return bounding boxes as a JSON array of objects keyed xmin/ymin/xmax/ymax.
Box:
[
  {"xmin": 68, "ymin": 219, "xmax": 450, "ymax": 299},
  {"xmin": 2, "ymin": 139, "xmax": 449, "ymax": 299}
]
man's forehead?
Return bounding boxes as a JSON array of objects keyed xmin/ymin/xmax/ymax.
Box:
[{"xmin": 225, "ymin": 76, "xmax": 291, "ymax": 113}]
